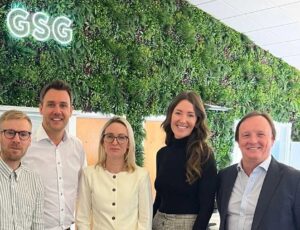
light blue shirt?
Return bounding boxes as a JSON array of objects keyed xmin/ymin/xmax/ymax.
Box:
[{"xmin": 227, "ymin": 155, "xmax": 271, "ymax": 230}]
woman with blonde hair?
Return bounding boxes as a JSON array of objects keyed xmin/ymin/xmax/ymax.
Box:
[
  {"xmin": 153, "ymin": 91, "xmax": 217, "ymax": 230},
  {"xmin": 76, "ymin": 116, "xmax": 152, "ymax": 230}
]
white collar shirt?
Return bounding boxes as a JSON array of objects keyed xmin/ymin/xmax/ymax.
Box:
[
  {"xmin": 23, "ymin": 125, "xmax": 86, "ymax": 230},
  {"xmin": 226, "ymin": 155, "xmax": 271, "ymax": 230}
]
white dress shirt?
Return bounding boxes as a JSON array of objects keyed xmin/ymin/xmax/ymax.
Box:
[
  {"xmin": 227, "ymin": 155, "xmax": 271, "ymax": 230},
  {"xmin": 0, "ymin": 157, "xmax": 44, "ymax": 230},
  {"xmin": 23, "ymin": 125, "xmax": 86, "ymax": 230},
  {"xmin": 76, "ymin": 165, "xmax": 153, "ymax": 230}
]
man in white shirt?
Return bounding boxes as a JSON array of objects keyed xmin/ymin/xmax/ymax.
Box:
[
  {"xmin": 23, "ymin": 80, "xmax": 86, "ymax": 230},
  {"xmin": 0, "ymin": 110, "xmax": 44, "ymax": 230},
  {"xmin": 217, "ymin": 111, "xmax": 300, "ymax": 230}
]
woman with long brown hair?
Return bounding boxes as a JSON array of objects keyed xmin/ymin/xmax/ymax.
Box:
[{"xmin": 153, "ymin": 91, "xmax": 217, "ymax": 230}]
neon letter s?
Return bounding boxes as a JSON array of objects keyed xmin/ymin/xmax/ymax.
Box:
[{"xmin": 32, "ymin": 12, "xmax": 51, "ymax": 41}]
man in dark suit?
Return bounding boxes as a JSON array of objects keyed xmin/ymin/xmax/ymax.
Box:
[{"xmin": 217, "ymin": 111, "xmax": 300, "ymax": 230}]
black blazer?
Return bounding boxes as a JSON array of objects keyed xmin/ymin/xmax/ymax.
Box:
[{"xmin": 217, "ymin": 157, "xmax": 300, "ymax": 230}]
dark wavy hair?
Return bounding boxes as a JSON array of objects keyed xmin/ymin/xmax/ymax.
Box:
[{"xmin": 161, "ymin": 91, "xmax": 212, "ymax": 184}]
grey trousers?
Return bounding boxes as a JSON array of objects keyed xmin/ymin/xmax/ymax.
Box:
[{"xmin": 153, "ymin": 210, "xmax": 197, "ymax": 230}]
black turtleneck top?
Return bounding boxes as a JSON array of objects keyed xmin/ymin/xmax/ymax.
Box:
[{"xmin": 153, "ymin": 136, "xmax": 217, "ymax": 230}]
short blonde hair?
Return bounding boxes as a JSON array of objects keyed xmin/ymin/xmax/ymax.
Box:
[
  {"xmin": 96, "ymin": 116, "xmax": 136, "ymax": 172},
  {"xmin": 0, "ymin": 110, "xmax": 32, "ymax": 130}
]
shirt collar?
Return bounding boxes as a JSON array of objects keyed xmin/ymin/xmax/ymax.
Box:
[
  {"xmin": 14, "ymin": 164, "xmax": 23, "ymax": 181},
  {"xmin": 35, "ymin": 124, "xmax": 69, "ymax": 142},
  {"xmin": 0, "ymin": 157, "xmax": 23, "ymax": 180},
  {"xmin": 259, "ymin": 155, "xmax": 272, "ymax": 171},
  {"xmin": 237, "ymin": 155, "xmax": 272, "ymax": 172}
]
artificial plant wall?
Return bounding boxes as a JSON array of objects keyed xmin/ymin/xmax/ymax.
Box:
[{"xmin": 0, "ymin": 0, "xmax": 299, "ymax": 169}]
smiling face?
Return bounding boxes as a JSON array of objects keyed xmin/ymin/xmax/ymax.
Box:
[
  {"xmin": 39, "ymin": 89, "xmax": 73, "ymax": 136},
  {"xmin": 0, "ymin": 119, "xmax": 32, "ymax": 169},
  {"xmin": 103, "ymin": 122, "xmax": 129, "ymax": 161},
  {"xmin": 238, "ymin": 115, "xmax": 275, "ymax": 167},
  {"xmin": 170, "ymin": 99, "xmax": 197, "ymax": 139}
]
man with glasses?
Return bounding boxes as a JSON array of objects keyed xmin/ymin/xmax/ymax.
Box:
[
  {"xmin": 23, "ymin": 80, "xmax": 86, "ymax": 230},
  {"xmin": 0, "ymin": 110, "xmax": 44, "ymax": 229}
]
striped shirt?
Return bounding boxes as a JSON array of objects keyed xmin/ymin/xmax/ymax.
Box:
[{"xmin": 0, "ymin": 157, "xmax": 44, "ymax": 230}]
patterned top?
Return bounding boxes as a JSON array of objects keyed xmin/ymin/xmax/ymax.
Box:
[{"xmin": 0, "ymin": 157, "xmax": 44, "ymax": 230}]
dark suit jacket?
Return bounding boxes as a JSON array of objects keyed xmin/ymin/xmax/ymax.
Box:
[{"xmin": 217, "ymin": 157, "xmax": 300, "ymax": 230}]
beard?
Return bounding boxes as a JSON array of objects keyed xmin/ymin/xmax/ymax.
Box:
[{"xmin": 1, "ymin": 144, "xmax": 26, "ymax": 162}]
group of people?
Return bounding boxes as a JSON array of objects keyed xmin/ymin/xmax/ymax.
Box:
[
  {"xmin": 0, "ymin": 80, "xmax": 86, "ymax": 230},
  {"xmin": 0, "ymin": 80, "xmax": 299, "ymax": 230}
]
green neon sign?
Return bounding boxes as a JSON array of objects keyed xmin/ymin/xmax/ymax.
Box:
[{"xmin": 7, "ymin": 7, "xmax": 73, "ymax": 45}]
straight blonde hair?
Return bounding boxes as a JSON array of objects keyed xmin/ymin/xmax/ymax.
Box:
[{"xmin": 96, "ymin": 116, "xmax": 136, "ymax": 172}]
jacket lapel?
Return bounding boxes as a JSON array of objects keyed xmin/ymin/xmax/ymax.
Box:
[
  {"xmin": 223, "ymin": 167, "xmax": 238, "ymax": 212},
  {"xmin": 219, "ymin": 166, "xmax": 238, "ymax": 229}
]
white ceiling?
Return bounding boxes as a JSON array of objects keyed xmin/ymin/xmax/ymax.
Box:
[{"xmin": 188, "ymin": 0, "xmax": 300, "ymax": 71}]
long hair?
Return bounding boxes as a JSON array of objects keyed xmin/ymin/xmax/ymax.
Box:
[
  {"xmin": 161, "ymin": 91, "xmax": 212, "ymax": 184},
  {"xmin": 96, "ymin": 116, "xmax": 136, "ymax": 172}
]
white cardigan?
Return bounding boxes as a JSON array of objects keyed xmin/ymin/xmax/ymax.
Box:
[{"xmin": 76, "ymin": 165, "xmax": 153, "ymax": 230}]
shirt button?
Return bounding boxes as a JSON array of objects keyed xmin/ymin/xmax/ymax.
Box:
[
  {"xmin": 112, "ymin": 216, "xmax": 115, "ymax": 220},
  {"xmin": 112, "ymin": 202, "xmax": 115, "ymax": 206},
  {"xmin": 113, "ymin": 175, "xmax": 116, "ymax": 179},
  {"xmin": 112, "ymin": 188, "xmax": 116, "ymax": 192}
]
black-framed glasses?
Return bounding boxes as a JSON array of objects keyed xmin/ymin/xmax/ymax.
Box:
[
  {"xmin": 0, "ymin": 129, "xmax": 31, "ymax": 141},
  {"xmin": 103, "ymin": 134, "xmax": 128, "ymax": 144}
]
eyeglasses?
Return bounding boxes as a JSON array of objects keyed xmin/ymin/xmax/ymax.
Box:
[
  {"xmin": 0, "ymin": 129, "xmax": 31, "ymax": 141},
  {"xmin": 103, "ymin": 134, "xmax": 128, "ymax": 144}
]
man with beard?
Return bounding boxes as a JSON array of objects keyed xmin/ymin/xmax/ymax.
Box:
[
  {"xmin": 23, "ymin": 80, "xmax": 86, "ymax": 230},
  {"xmin": 0, "ymin": 110, "xmax": 44, "ymax": 229}
]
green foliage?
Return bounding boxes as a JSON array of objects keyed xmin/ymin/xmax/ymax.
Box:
[{"xmin": 1, "ymin": 0, "xmax": 299, "ymax": 168}]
